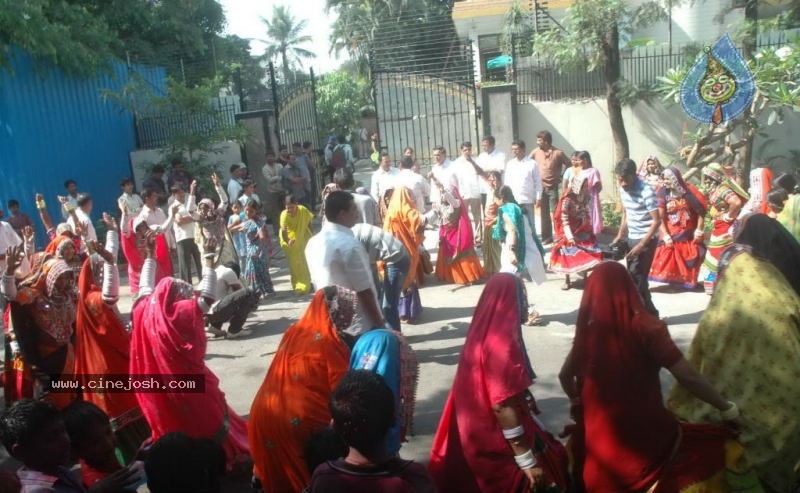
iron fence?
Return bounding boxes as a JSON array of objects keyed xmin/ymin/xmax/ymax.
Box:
[
  {"xmin": 135, "ymin": 100, "xmax": 239, "ymax": 149},
  {"xmin": 512, "ymin": 32, "xmax": 790, "ymax": 103}
]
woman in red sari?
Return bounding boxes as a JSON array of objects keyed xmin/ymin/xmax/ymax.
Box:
[
  {"xmin": 559, "ymin": 261, "xmax": 762, "ymax": 492},
  {"xmin": 434, "ymin": 184, "xmax": 484, "ymax": 285},
  {"xmin": 549, "ymin": 172, "xmax": 602, "ymax": 290},
  {"xmin": 129, "ymin": 240, "xmax": 249, "ymax": 471},
  {"xmin": 74, "ymin": 224, "xmax": 150, "ymax": 464},
  {"xmin": 120, "ymin": 205, "xmax": 175, "ymax": 297},
  {"xmin": 429, "ymin": 273, "xmax": 568, "ymax": 492},
  {"xmin": 649, "ymin": 167, "xmax": 707, "ymax": 289},
  {"xmin": 249, "ymin": 286, "xmax": 354, "ymax": 493}
]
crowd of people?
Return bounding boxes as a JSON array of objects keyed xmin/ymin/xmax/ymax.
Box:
[{"xmin": 0, "ymin": 127, "xmax": 798, "ymax": 493}]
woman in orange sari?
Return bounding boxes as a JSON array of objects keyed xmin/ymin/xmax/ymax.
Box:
[
  {"xmin": 74, "ymin": 225, "xmax": 150, "ymax": 464},
  {"xmin": 248, "ymin": 286, "xmax": 355, "ymax": 493},
  {"xmin": 434, "ymin": 184, "xmax": 484, "ymax": 285},
  {"xmin": 384, "ymin": 186, "xmax": 425, "ymax": 323}
]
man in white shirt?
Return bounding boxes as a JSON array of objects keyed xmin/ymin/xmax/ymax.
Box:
[
  {"xmin": 227, "ymin": 163, "xmax": 247, "ymax": 202},
  {"xmin": 477, "ymin": 135, "xmax": 506, "ymax": 206},
  {"xmin": 205, "ymin": 261, "xmax": 260, "ymax": 339},
  {"xmin": 395, "ymin": 157, "xmax": 430, "ymax": 213},
  {"xmin": 60, "ymin": 179, "xmax": 79, "ymax": 220},
  {"xmin": 67, "ymin": 193, "xmax": 97, "ymax": 244},
  {"xmin": 168, "ymin": 181, "xmax": 201, "ymax": 283},
  {"xmin": 238, "ymin": 180, "xmax": 262, "ymax": 208},
  {"xmin": 505, "ymin": 139, "xmax": 543, "ymax": 239},
  {"xmin": 117, "ymin": 178, "xmax": 144, "ymax": 217},
  {"xmin": 370, "ymin": 152, "xmax": 400, "ymax": 204},
  {"xmin": 427, "ymin": 146, "xmax": 454, "ymax": 225},
  {"xmin": 305, "ymin": 191, "xmax": 384, "ymax": 337},
  {"xmin": 450, "ymin": 142, "xmax": 483, "ymax": 243}
]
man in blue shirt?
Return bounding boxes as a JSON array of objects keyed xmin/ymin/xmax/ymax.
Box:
[{"xmin": 612, "ymin": 158, "xmax": 662, "ymax": 316}]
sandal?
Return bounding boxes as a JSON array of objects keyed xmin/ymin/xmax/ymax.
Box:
[{"xmin": 525, "ymin": 311, "xmax": 545, "ymax": 326}]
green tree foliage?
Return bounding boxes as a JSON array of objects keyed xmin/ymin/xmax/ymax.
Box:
[
  {"xmin": 0, "ymin": 0, "xmax": 226, "ymax": 81},
  {"xmin": 215, "ymin": 34, "xmax": 270, "ymax": 106},
  {"xmin": 658, "ymin": 35, "xmax": 800, "ymax": 176},
  {"xmin": 260, "ymin": 6, "xmax": 315, "ymax": 83},
  {"xmin": 316, "ymin": 70, "xmax": 372, "ymax": 138},
  {"xmin": 528, "ymin": 0, "xmax": 668, "ymax": 161}
]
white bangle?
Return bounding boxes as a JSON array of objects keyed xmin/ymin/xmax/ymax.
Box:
[
  {"xmin": 514, "ymin": 449, "xmax": 537, "ymax": 470},
  {"xmin": 502, "ymin": 425, "xmax": 525, "ymax": 440},
  {"xmin": 720, "ymin": 401, "xmax": 739, "ymax": 420},
  {"xmin": 693, "ymin": 229, "xmax": 704, "ymax": 237}
]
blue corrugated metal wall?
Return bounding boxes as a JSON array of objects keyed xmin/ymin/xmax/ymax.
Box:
[{"xmin": 0, "ymin": 52, "xmax": 165, "ymax": 244}]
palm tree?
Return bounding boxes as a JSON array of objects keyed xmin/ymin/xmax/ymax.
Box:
[{"xmin": 260, "ymin": 6, "xmax": 315, "ymax": 82}]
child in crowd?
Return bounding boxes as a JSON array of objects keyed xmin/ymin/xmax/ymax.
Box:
[
  {"xmin": 144, "ymin": 433, "xmax": 225, "ymax": 493},
  {"xmin": 0, "ymin": 399, "xmax": 139, "ymax": 493},
  {"xmin": 61, "ymin": 402, "xmax": 144, "ymax": 492},
  {"xmin": 308, "ymin": 370, "xmax": 435, "ymax": 493},
  {"xmin": 766, "ymin": 187, "xmax": 788, "ymax": 219},
  {"xmin": 228, "ymin": 200, "xmax": 247, "ymax": 274}
]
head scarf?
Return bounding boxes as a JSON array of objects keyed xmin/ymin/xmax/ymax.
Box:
[
  {"xmin": 45, "ymin": 233, "xmax": 81, "ymax": 263},
  {"xmin": 658, "ymin": 167, "xmax": 707, "ymax": 217},
  {"xmin": 384, "ymin": 186, "xmax": 423, "ymax": 290},
  {"xmin": 721, "ymin": 214, "xmax": 800, "ymax": 295},
  {"xmin": 702, "ymin": 162, "xmax": 749, "ymax": 200},
  {"xmin": 429, "ymin": 273, "xmax": 538, "ymax": 492},
  {"xmin": 638, "ymin": 155, "xmax": 663, "ymax": 177},
  {"xmin": 45, "ymin": 260, "xmax": 74, "ymax": 299},
  {"xmin": 323, "ymin": 285, "xmax": 356, "ymax": 334},
  {"xmin": 571, "ymin": 261, "xmax": 682, "ymax": 492}
]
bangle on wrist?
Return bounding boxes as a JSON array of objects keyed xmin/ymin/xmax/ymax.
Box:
[
  {"xmin": 720, "ymin": 401, "xmax": 739, "ymax": 420},
  {"xmin": 36, "ymin": 200, "xmax": 47, "ymax": 209},
  {"xmin": 514, "ymin": 449, "xmax": 537, "ymax": 470},
  {"xmin": 502, "ymin": 425, "xmax": 525, "ymax": 440}
]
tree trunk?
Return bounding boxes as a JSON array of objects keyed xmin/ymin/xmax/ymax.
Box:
[
  {"xmin": 281, "ymin": 47, "xmax": 291, "ymax": 83},
  {"xmin": 738, "ymin": 0, "xmax": 759, "ymax": 189},
  {"xmin": 602, "ymin": 25, "xmax": 630, "ymax": 162}
]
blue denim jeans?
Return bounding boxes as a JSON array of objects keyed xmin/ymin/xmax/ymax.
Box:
[{"xmin": 382, "ymin": 255, "xmax": 410, "ymax": 330}]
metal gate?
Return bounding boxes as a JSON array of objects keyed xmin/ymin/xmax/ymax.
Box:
[
  {"xmin": 370, "ymin": 16, "xmax": 480, "ymax": 165},
  {"xmin": 269, "ymin": 63, "xmax": 320, "ymax": 151}
]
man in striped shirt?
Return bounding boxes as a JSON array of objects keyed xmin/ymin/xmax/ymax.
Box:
[
  {"xmin": 352, "ymin": 222, "xmax": 409, "ymax": 331},
  {"xmin": 612, "ymin": 158, "xmax": 662, "ymax": 316}
]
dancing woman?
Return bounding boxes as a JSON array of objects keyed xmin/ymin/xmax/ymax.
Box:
[
  {"xmin": 279, "ymin": 195, "xmax": 314, "ymax": 295},
  {"xmin": 699, "ymin": 163, "xmax": 748, "ymax": 294},
  {"xmin": 431, "ymin": 180, "xmax": 483, "ymax": 285},
  {"xmin": 648, "ymin": 167, "xmax": 707, "ymax": 289},
  {"xmin": 383, "ymin": 186, "xmax": 425, "ymax": 324}
]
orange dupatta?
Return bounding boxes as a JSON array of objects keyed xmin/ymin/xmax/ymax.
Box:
[
  {"xmin": 248, "ymin": 289, "xmax": 352, "ymax": 492},
  {"xmin": 384, "ymin": 186, "xmax": 423, "ymax": 290}
]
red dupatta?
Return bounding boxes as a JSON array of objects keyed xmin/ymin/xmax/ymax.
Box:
[
  {"xmin": 438, "ymin": 186, "xmax": 475, "ymax": 262},
  {"xmin": 130, "ymin": 277, "xmax": 249, "ymax": 469},
  {"xmin": 571, "ymin": 262, "xmax": 683, "ymax": 492},
  {"xmin": 429, "ymin": 274, "xmax": 539, "ymax": 492},
  {"xmin": 120, "ymin": 217, "xmax": 172, "ymax": 296},
  {"xmin": 74, "ymin": 258, "xmax": 140, "ymax": 424}
]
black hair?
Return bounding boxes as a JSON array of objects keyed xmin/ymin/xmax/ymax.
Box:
[
  {"xmin": 170, "ymin": 184, "xmax": 184, "ymax": 194},
  {"xmin": 170, "ymin": 156, "xmax": 183, "ymax": 166},
  {"xmin": 292, "ymin": 142, "xmax": 302, "ymax": 149},
  {"xmin": 380, "ymin": 150, "xmax": 390, "ymax": 159},
  {"xmin": 0, "ymin": 399, "xmax": 60, "ymax": 454},
  {"xmin": 577, "ymin": 150, "xmax": 593, "ymax": 166},
  {"xmin": 337, "ymin": 135, "xmax": 347, "ymax": 144},
  {"xmin": 511, "ymin": 139, "xmax": 526, "ymax": 149},
  {"xmin": 486, "ymin": 170, "xmax": 502, "ymax": 183},
  {"xmin": 571, "ymin": 151, "xmax": 581, "ymax": 158},
  {"xmin": 119, "ymin": 177, "xmax": 133, "ymax": 188},
  {"xmin": 482, "ymin": 135, "xmax": 495, "ymax": 146},
  {"xmin": 615, "ymin": 158, "xmax": 637, "ymax": 177},
  {"xmin": 229, "ymin": 164, "xmax": 241, "ymax": 174},
  {"xmin": 772, "ymin": 173, "xmax": 799, "ymax": 195},
  {"xmin": 60, "ymin": 401, "xmax": 109, "ymax": 448},
  {"xmin": 7, "ymin": 199, "xmax": 19, "ymax": 208},
  {"xmin": 64, "ymin": 179, "xmax": 77, "ymax": 189},
  {"xmin": 151, "ymin": 165, "xmax": 165, "ymax": 174},
  {"xmin": 494, "ymin": 185, "xmax": 518, "ymax": 204},
  {"xmin": 303, "ymin": 428, "xmax": 347, "ymax": 474},
  {"xmin": 324, "ymin": 191, "xmax": 355, "ymax": 222},
  {"xmin": 285, "ymin": 194, "xmax": 299, "ymax": 206},
  {"xmin": 76, "ymin": 193, "xmax": 92, "ymax": 208},
  {"xmin": 333, "ymin": 169, "xmax": 355, "ymax": 190},
  {"xmin": 766, "ymin": 188, "xmax": 789, "ymax": 212},
  {"xmin": 461, "ymin": 141, "xmax": 472, "ymax": 149},
  {"xmin": 279, "ymin": 144, "xmax": 288, "ymax": 151},
  {"xmin": 265, "ymin": 149, "xmax": 275, "ymax": 156},
  {"xmin": 242, "ymin": 179, "xmax": 256, "ymax": 188},
  {"xmin": 400, "ymin": 156, "xmax": 414, "ymax": 169},
  {"xmin": 432, "ymin": 145, "xmax": 446, "ymax": 154},
  {"xmin": 243, "ymin": 198, "xmax": 260, "ymax": 210},
  {"xmin": 142, "ymin": 189, "xmax": 158, "ymax": 201},
  {"xmin": 223, "ymin": 260, "xmax": 240, "ymax": 278},
  {"xmin": 329, "ymin": 370, "xmax": 395, "ymax": 454},
  {"xmin": 536, "ymin": 130, "xmax": 553, "ymax": 144},
  {"xmin": 402, "ymin": 146, "xmax": 415, "ymax": 155},
  {"xmin": 145, "ymin": 433, "xmax": 225, "ymax": 493}
]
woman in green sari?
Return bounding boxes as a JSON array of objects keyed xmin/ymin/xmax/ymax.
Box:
[
  {"xmin": 279, "ymin": 194, "xmax": 314, "ymax": 295},
  {"xmin": 668, "ymin": 214, "xmax": 800, "ymax": 492}
]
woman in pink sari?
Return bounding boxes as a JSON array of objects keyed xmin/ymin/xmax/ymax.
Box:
[
  {"xmin": 575, "ymin": 151, "xmax": 603, "ymax": 235},
  {"xmin": 129, "ymin": 239, "xmax": 250, "ymax": 471},
  {"xmin": 119, "ymin": 202, "xmax": 175, "ymax": 296},
  {"xmin": 434, "ymin": 184, "xmax": 484, "ymax": 285},
  {"xmin": 429, "ymin": 273, "xmax": 568, "ymax": 492}
]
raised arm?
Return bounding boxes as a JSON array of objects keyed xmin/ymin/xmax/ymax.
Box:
[
  {"xmin": 211, "ymin": 173, "xmax": 229, "ymax": 212},
  {"xmin": 34, "ymin": 194, "xmax": 55, "ymax": 237}
]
